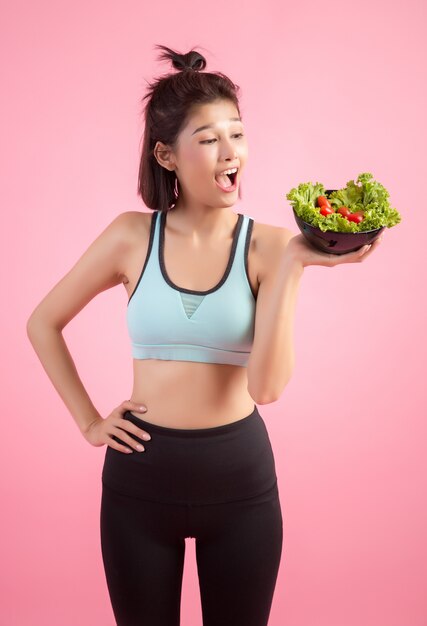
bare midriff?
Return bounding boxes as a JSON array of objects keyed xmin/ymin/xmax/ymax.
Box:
[{"xmin": 129, "ymin": 359, "xmax": 256, "ymax": 429}]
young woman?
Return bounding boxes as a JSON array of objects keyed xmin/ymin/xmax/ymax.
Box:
[{"xmin": 27, "ymin": 45, "xmax": 381, "ymax": 626}]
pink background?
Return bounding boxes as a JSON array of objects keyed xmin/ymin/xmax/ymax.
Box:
[{"xmin": 1, "ymin": 0, "xmax": 426, "ymax": 625}]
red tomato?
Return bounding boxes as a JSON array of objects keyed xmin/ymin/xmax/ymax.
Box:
[
  {"xmin": 317, "ymin": 196, "xmax": 332, "ymax": 209},
  {"xmin": 337, "ymin": 206, "xmax": 351, "ymax": 218},
  {"xmin": 347, "ymin": 211, "xmax": 364, "ymax": 223},
  {"xmin": 319, "ymin": 206, "xmax": 334, "ymax": 216}
]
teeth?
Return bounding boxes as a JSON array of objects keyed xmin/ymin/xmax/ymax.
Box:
[{"xmin": 218, "ymin": 167, "xmax": 238, "ymax": 176}]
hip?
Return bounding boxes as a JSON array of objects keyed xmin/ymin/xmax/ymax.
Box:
[{"xmin": 101, "ymin": 404, "xmax": 278, "ymax": 505}]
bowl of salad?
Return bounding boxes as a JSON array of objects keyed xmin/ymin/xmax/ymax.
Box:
[{"xmin": 286, "ymin": 172, "xmax": 401, "ymax": 255}]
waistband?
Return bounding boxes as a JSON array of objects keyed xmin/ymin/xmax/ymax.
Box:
[
  {"xmin": 101, "ymin": 404, "xmax": 278, "ymax": 505},
  {"xmin": 125, "ymin": 404, "xmax": 259, "ymax": 438}
]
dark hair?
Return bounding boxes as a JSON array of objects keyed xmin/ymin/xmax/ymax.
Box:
[{"xmin": 137, "ymin": 45, "xmax": 243, "ymax": 212}]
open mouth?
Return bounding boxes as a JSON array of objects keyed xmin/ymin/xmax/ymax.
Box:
[
  {"xmin": 214, "ymin": 166, "xmax": 240, "ymax": 193},
  {"xmin": 227, "ymin": 171, "xmax": 237, "ymax": 185},
  {"xmin": 214, "ymin": 168, "xmax": 239, "ymax": 188}
]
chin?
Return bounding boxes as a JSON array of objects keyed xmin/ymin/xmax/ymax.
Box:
[{"xmin": 217, "ymin": 199, "xmax": 237, "ymax": 208}]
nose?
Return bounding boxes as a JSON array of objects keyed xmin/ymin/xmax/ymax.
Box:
[
  {"xmin": 223, "ymin": 151, "xmax": 238, "ymax": 165},
  {"xmin": 221, "ymin": 139, "xmax": 238, "ymax": 162}
]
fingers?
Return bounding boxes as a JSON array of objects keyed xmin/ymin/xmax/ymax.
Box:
[
  {"xmin": 83, "ymin": 400, "xmax": 152, "ymax": 454},
  {"xmin": 109, "ymin": 437, "xmax": 140, "ymax": 454},
  {"xmin": 109, "ymin": 424, "xmax": 148, "ymax": 454},
  {"xmin": 105, "ymin": 400, "xmax": 152, "ymax": 454},
  {"xmin": 117, "ymin": 418, "xmax": 151, "ymax": 442},
  {"xmin": 331, "ymin": 236, "xmax": 382, "ymax": 265},
  {"xmin": 359, "ymin": 235, "xmax": 383, "ymax": 259},
  {"xmin": 358, "ymin": 244, "xmax": 372, "ymax": 257},
  {"xmin": 122, "ymin": 399, "xmax": 148, "ymax": 414},
  {"xmin": 109, "ymin": 420, "xmax": 152, "ymax": 453}
]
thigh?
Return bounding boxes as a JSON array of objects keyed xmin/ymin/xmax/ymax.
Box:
[
  {"xmin": 100, "ymin": 483, "xmax": 186, "ymax": 626},
  {"xmin": 194, "ymin": 483, "xmax": 283, "ymax": 626}
]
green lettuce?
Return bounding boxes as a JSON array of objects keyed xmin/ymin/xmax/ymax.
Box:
[{"xmin": 286, "ymin": 172, "xmax": 402, "ymax": 233}]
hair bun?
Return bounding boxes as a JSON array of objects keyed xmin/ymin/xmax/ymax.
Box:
[{"xmin": 154, "ymin": 44, "xmax": 207, "ymax": 72}]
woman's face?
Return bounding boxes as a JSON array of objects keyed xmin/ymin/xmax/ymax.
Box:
[{"xmin": 157, "ymin": 99, "xmax": 248, "ymax": 209}]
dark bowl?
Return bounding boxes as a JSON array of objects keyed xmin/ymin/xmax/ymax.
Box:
[{"xmin": 293, "ymin": 189, "xmax": 385, "ymax": 255}]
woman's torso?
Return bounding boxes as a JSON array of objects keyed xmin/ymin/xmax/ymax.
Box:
[{"xmin": 121, "ymin": 209, "xmax": 271, "ymax": 429}]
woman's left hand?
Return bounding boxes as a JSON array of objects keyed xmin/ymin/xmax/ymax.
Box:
[{"xmin": 284, "ymin": 233, "xmax": 383, "ymax": 269}]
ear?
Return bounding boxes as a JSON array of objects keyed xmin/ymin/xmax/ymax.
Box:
[{"xmin": 153, "ymin": 141, "xmax": 176, "ymax": 172}]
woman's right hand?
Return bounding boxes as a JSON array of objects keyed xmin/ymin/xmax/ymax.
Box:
[{"xmin": 82, "ymin": 400, "xmax": 152, "ymax": 454}]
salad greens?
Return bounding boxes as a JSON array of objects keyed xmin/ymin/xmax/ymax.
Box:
[{"xmin": 286, "ymin": 172, "xmax": 401, "ymax": 233}]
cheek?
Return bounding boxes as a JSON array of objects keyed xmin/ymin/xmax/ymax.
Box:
[
  {"xmin": 179, "ymin": 145, "xmax": 217, "ymax": 182},
  {"xmin": 191, "ymin": 152, "xmax": 215, "ymax": 177},
  {"xmin": 184, "ymin": 147, "xmax": 207, "ymax": 168},
  {"xmin": 238, "ymin": 140, "xmax": 249, "ymax": 158}
]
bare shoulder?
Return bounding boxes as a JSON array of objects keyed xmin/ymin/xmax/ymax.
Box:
[
  {"xmin": 90, "ymin": 210, "xmax": 152, "ymax": 274},
  {"xmin": 114, "ymin": 210, "xmax": 152, "ymax": 241},
  {"xmin": 27, "ymin": 210, "xmax": 153, "ymax": 330},
  {"xmin": 252, "ymin": 219, "xmax": 296, "ymax": 283},
  {"xmin": 111, "ymin": 210, "xmax": 154, "ymax": 263}
]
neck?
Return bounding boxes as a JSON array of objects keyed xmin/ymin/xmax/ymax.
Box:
[{"xmin": 168, "ymin": 204, "xmax": 238, "ymax": 240}]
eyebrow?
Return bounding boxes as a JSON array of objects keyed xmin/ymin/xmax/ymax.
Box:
[{"xmin": 191, "ymin": 117, "xmax": 243, "ymax": 135}]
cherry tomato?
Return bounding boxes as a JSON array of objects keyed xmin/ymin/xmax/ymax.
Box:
[
  {"xmin": 317, "ymin": 196, "xmax": 332, "ymax": 209},
  {"xmin": 347, "ymin": 211, "xmax": 364, "ymax": 223},
  {"xmin": 319, "ymin": 205, "xmax": 335, "ymax": 216},
  {"xmin": 337, "ymin": 206, "xmax": 351, "ymax": 218}
]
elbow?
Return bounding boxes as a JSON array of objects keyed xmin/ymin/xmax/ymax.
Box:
[
  {"xmin": 26, "ymin": 313, "xmax": 48, "ymax": 341},
  {"xmin": 255, "ymin": 389, "xmax": 285, "ymax": 405},
  {"xmin": 255, "ymin": 395, "xmax": 277, "ymax": 406},
  {"xmin": 248, "ymin": 386, "xmax": 280, "ymax": 405},
  {"xmin": 27, "ymin": 306, "xmax": 41, "ymax": 328},
  {"xmin": 248, "ymin": 376, "xmax": 293, "ymax": 406},
  {"xmin": 26, "ymin": 315, "xmax": 37, "ymax": 340}
]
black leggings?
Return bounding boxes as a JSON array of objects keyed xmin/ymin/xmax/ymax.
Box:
[{"xmin": 100, "ymin": 405, "xmax": 283, "ymax": 626}]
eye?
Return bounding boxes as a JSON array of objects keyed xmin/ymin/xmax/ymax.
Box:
[{"xmin": 200, "ymin": 133, "xmax": 245, "ymax": 145}]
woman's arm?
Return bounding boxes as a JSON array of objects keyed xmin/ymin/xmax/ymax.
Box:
[
  {"xmin": 247, "ymin": 230, "xmax": 383, "ymax": 405},
  {"xmin": 247, "ymin": 229, "xmax": 303, "ymax": 405},
  {"xmin": 26, "ymin": 322, "xmax": 105, "ymax": 433},
  {"xmin": 26, "ymin": 212, "xmax": 137, "ymax": 434}
]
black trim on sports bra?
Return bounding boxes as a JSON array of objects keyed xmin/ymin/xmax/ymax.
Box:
[
  {"xmin": 127, "ymin": 211, "xmax": 157, "ymax": 305},
  {"xmin": 244, "ymin": 218, "xmax": 257, "ymax": 301},
  {"xmin": 159, "ymin": 210, "xmax": 244, "ymax": 296}
]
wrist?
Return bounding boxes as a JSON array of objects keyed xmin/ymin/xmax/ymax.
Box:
[
  {"xmin": 280, "ymin": 250, "xmax": 305, "ymax": 276},
  {"xmin": 81, "ymin": 416, "xmax": 103, "ymax": 435}
]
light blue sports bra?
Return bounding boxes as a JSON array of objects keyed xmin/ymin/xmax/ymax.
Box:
[{"xmin": 126, "ymin": 210, "xmax": 257, "ymax": 367}]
